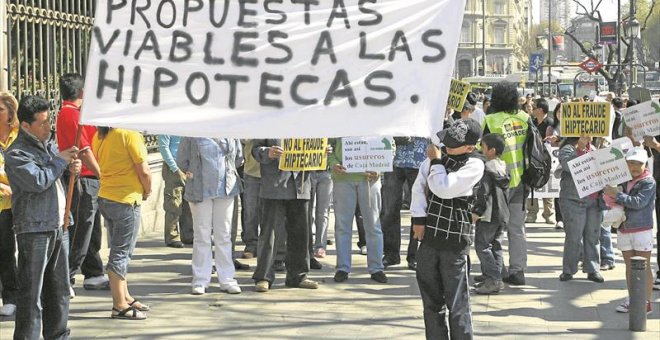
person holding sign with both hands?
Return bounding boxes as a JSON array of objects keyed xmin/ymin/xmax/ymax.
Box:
[{"xmin": 557, "ymin": 135, "xmax": 604, "ymax": 283}]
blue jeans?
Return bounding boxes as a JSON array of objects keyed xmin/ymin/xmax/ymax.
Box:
[
  {"xmin": 333, "ymin": 180, "xmax": 384, "ymax": 274},
  {"xmin": 309, "ymin": 171, "xmax": 333, "ymax": 251},
  {"xmin": 240, "ymin": 174, "xmax": 261, "ymax": 254},
  {"xmin": 474, "ymin": 220, "xmax": 504, "ymax": 281},
  {"xmin": 98, "ymin": 198, "xmax": 140, "ymax": 280},
  {"xmin": 559, "ymin": 198, "xmax": 602, "ymax": 274},
  {"xmin": 600, "ymin": 221, "xmax": 614, "ymax": 266},
  {"xmin": 14, "ymin": 228, "xmax": 70, "ymax": 340}
]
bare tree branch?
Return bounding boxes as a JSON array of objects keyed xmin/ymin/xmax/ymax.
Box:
[{"xmin": 641, "ymin": 0, "xmax": 658, "ymax": 32}]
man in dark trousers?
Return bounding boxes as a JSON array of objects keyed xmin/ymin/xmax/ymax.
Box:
[
  {"xmin": 55, "ymin": 73, "xmax": 108, "ymax": 294},
  {"xmin": 251, "ymin": 139, "xmax": 319, "ymax": 292},
  {"xmin": 7, "ymin": 95, "xmax": 81, "ymax": 339}
]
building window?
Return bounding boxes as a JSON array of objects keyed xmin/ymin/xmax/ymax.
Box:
[
  {"xmin": 494, "ymin": 26, "xmax": 506, "ymax": 44},
  {"xmin": 494, "ymin": 0, "xmax": 506, "ymax": 14},
  {"xmin": 461, "ymin": 22, "xmax": 471, "ymax": 42}
]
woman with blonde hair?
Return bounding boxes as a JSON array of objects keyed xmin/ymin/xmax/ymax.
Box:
[{"xmin": 0, "ymin": 92, "xmax": 19, "ymax": 316}]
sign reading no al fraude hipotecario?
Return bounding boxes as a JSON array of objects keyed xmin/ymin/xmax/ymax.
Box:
[{"xmin": 81, "ymin": 0, "xmax": 466, "ymax": 138}]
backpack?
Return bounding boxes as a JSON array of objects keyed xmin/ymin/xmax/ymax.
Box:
[{"xmin": 521, "ymin": 118, "xmax": 551, "ymax": 191}]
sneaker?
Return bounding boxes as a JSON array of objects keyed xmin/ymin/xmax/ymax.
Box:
[
  {"xmin": 255, "ymin": 281, "xmax": 270, "ymax": 293},
  {"xmin": 69, "ymin": 286, "xmax": 76, "ymax": 299},
  {"xmin": 616, "ymin": 298, "xmax": 629, "ymax": 313},
  {"xmin": 360, "ymin": 246, "xmax": 367, "ymax": 256},
  {"xmin": 555, "ymin": 221, "xmax": 564, "ymax": 230},
  {"xmin": 382, "ymin": 256, "xmax": 400, "ymax": 268},
  {"xmin": 0, "ymin": 303, "xmax": 16, "ymax": 316},
  {"xmin": 600, "ymin": 263, "xmax": 615, "ymax": 271},
  {"xmin": 653, "ymin": 273, "xmax": 660, "ymax": 291},
  {"xmin": 370, "ymin": 271, "xmax": 388, "ymax": 283},
  {"xmin": 191, "ymin": 285, "xmax": 205, "ymax": 295},
  {"xmin": 296, "ymin": 279, "xmax": 319, "ymax": 289},
  {"xmin": 334, "ymin": 270, "xmax": 349, "ymax": 283},
  {"xmin": 83, "ymin": 275, "xmax": 110, "ymax": 290},
  {"xmin": 220, "ymin": 283, "xmax": 242, "ymax": 294},
  {"xmin": 166, "ymin": 241, "xmax": 184, "ymax": 248},
  {"xmin": 544, "ymin": 216, "xmax": 555, "ymax": 224},
  {"xmin": 615, "ymin": 298, "xmax": 653, "ymax": 315},
  {"xmin": 314, "ymin": 248, "xmax": 326, "ymax": 258},
  {"xmin": 474, "ymin": 275, "xmax": 487, "ymax": 283},
  {"xmin": 475, "ymin": 279, "xmax": 501, "ymax": 295},
  {"xmin": 525, "ymin": 217, "xmax": 536, "ymax": 224}
]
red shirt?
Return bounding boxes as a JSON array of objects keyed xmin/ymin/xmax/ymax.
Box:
[{"xmin": 56, "ymin": 101, "xmax": 97, "ymax": 178}]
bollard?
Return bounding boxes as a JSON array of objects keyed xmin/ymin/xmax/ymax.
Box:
[{"xmin": 629, "ymin": 256, "xmax": 647, "ymax": 332}]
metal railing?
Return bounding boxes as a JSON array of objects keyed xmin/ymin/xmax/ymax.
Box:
[{"xmin": 2, "ymin": 1, "xmax": 159, "ymax": 151}]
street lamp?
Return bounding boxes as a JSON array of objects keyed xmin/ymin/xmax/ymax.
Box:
[{"xmin": 624, "ymin": 17, "xmax": 640, "ymax": 87}]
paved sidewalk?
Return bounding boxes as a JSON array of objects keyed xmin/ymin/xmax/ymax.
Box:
[{"xmin": 0, "ymin": 213, "xmax": 658, "ymax": 339}]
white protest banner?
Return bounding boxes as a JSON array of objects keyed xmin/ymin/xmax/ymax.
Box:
[
  {"xmin": 530, "ymin": 145, "xmax": 560, "ymax": 198},
  {"xmin": 81, "ymin": 1, "xmax": 466, "ymax": 138},
  {"xmin": 622, "ymin": 100, "xmax": 660, "ymax": 142},
  {"xmin": 342, "ymin": 137, "xmax": 394, "ymax": 173},
  {"xmin": 567, "ymin": 147, "xmax": 632, "ymax": 198}
]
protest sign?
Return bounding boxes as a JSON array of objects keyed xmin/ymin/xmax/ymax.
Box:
[
  {"xmin": 561, "ymin": 102, "xmax": 611, "ymax": 137},
  {"xmin": 530, "ymin": 145, "xmax": 560, "ymax": 198},
  {"xmin": 279, "ymin": 138, "xmax": 328, "ymax": 171},
  {"xmin": 342, "ymin": 137, "xmax": 394, "ymax": 173},
  {"xmin": 80, "ymin": 0, "xmax": 466, "ymax": 138},
  {"xmin": 447, "ymin": 79, "xmax": 471, "ymax": 112},
  {"xmin": 567, "ymin": 147, "xmax": 632, "ymax": 198},
  {"xmin": 622, "ymin": 100, "xmax": 660, "ymax": 142}
]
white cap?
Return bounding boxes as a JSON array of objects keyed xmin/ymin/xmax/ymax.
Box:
[{"xmin": 625, "ymin": 147, "xmax": 649, "ymax": 164}]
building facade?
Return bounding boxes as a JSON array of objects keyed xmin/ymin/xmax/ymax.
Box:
[
  {"xmin": 456, "ymin": 0, "xmax": 530, "ymax": 79},
  {"xmin": 540, "ymin": 0, "xmax": 574, "ymax": 30}
]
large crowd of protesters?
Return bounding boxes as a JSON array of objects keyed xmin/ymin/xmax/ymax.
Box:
[{"xmin": 0, "ymin": 75, "xmax": 657, "ymax": 340}]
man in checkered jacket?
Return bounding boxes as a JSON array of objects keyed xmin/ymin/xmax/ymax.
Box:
[{"xmin": 411, "ymin": 118, "xmax": 485, "ymax": 340}]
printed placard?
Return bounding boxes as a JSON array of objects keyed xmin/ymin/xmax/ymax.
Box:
[
  {"xmin": 560, "ymin": 102, "xmax": 611, "ymax": 137},
  {"xmin": 447, "ymin": 79, "xmax": 471, "ymax": 112},
  {"xmin": 530, "ymin": 145, "xmax": 560, "ymax": 198},
  {"xmin": 567, "ymin": 147, "xmax": 632, "ymax": 198},
  {"xmin": 342, "ymin": 137, "xmax": 394, "ymax": 173},
  {"xmin": 279, "ymin": 138, "xmax": 328, "ymax": 171},
  {"xmin": 622, "ymin": 100, "xmax": 660, "ymax": 142}
]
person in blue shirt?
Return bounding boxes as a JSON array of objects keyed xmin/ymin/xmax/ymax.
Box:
[{"xmin": 158, "ymin": 135, "xmax": 194, "ymax": 248}]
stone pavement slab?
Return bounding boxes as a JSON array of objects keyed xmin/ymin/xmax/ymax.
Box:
[{"xmin": 0, "ymin": 213, "xmax": 658, "ymax": 339}]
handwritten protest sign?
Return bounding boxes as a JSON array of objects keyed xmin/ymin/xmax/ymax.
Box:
[
  {"xmin": 279, "ymin": 138, "xmax": 328, "ymax": 171},
  {"xmin": 622, "ymin": 100, "xmax": 660, "ymax": 142},
  {"xmin": 342, "ymin": 137, "xmax": 394, "ymax": 173},
  {"xmin": 567, "ymin": 147, "xmax": 632, "ymax": 198},
  {"xmin": 81, "ymin": 1, "xmax": 465, "ymax": 138},
  {"xmin": 530, "ymin": 146, "xmax": 560, "ymax": 198},
  {"xmin": 447, "ymin": 79, "xmax": 471, "ymax": 112},
  {"xmin": 560, "ymin": 102, "xmax": 611, "ymax": 137}
]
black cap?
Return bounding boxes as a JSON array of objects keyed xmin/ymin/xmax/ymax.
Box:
[{"xmin": 434, "ymin": 118, "xmax": 482, "ymax": 149}]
